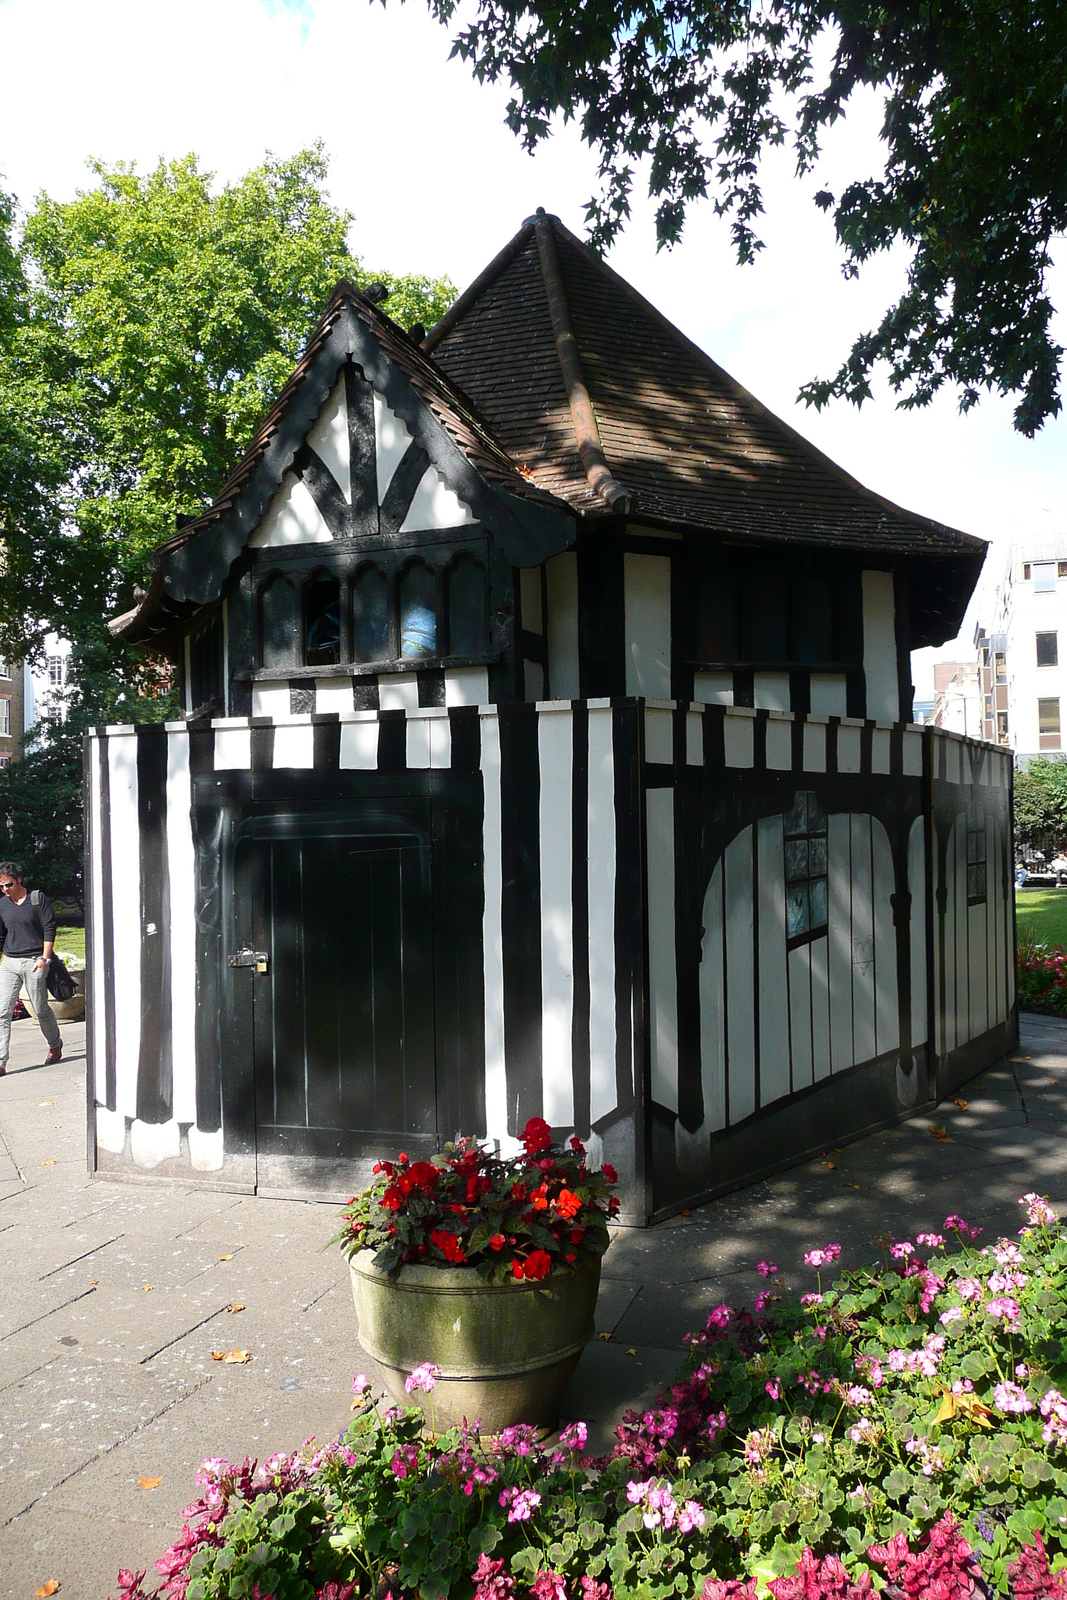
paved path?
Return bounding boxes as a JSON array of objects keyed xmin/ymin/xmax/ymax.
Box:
[{"xmin": 0, "ymin": 1012, "xmax": 1064, "ymax": 1599}]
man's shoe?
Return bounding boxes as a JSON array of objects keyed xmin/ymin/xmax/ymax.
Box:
[{"xmin": 45, "ymin": 1045, "xmax": 62, "ymax": 1065}]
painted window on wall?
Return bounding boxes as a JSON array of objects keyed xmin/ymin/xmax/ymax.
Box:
[
  {"xmin": 967, "ymin": 819, "xmax": 987, "ymax": 905},
  {"xmin": 784, "ymin": 789, "xmax": 828, "ymax": 946}
]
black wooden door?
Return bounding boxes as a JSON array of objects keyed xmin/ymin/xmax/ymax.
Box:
[{"xmin": 234, "ymin": 806, "xmax": 438, "ymax": 1161}]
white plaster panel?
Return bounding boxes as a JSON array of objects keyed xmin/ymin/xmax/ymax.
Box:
[
  {"xmin": 273, "ymin": 722, "xmax": 315, "ymax": 768},
  {"xmin": 686, "ymin": 711, "xmax": 704, "ymax": 766},
  {"xmin": 339, "ymin": 718, "xmax": 379, "ymax": 770},
  {"xmin": 445, "ymin": 666, "xmax": 489, "ymax": 707},
  {"xmin": 379, "ymin": 675, "xmax": 420, "ymax": 712},
  {"xmin": 809, "ymin": 673, "xmax": 847, "ymax": 717},
  {"xmin": 903, "ymin": 729, "xmax": 924, "ymax": 777},
  {"xmin": 546, "ymin": 552, "xmax": 580, "ymax": 699},
  {"xmin": 871, "ymin": 728, "xmax": 892, "ymax": 774},
  {"xmin": 698, "ymin": 861, "xmax": 727, "ymax": 1133},
  {"xmin": 838, "ymin": 724, "xmax": 862, "ymax": 774},
  {"xmin": 539, "ymin": 708, "xmax": 574, "ymax": 1125},
  {"xmin": 399, "ymin": 465, "xmax": 474, "ymax": 533},
  {"xmin": 188, "ymin": 1125, "xmax": 225, "ymax": 1172},
  {"xmin": 828, "ymin": 813, "xmax": 854, "ymax": 1074},
  {"xmin": 131, "ymin": 1118, "xmax": 181, "ymax": 1168},
  {"xmin": 95, "ymin": 1104, "xmax": 125, "ymax": 1155},
  {"xmin": 89, "ymin": 738, "xmax": 107, "ymax": 1104},
  {"xmin": 803, "ymin": 722, "xmax": 826, "ymax": 773},
  {"xmin": 862, "ymin": 570, "xmax": 899, "ymax": 721},
  {"xmin": 872, "ymin": 818, "xmax": 900, "ymax": 1057},
  {"xmin": 753, "ymin": 671, "xmax": 790, "ymax": 712},
  {"xmin": 214, "ymin": 726, "xmax": 252, "ymax": 771},
  {"xmin": 850, "ymin": 815, "xmax": 876, "ymax": 1065},
  {"xmin": 645, "ymin": 707, "xmax": 674, "ymax": 765},
  {"xmin": 250, "ymin": 473, "xmax": 334, "ymax": 548},
  {"xmin": 646, "ymin": 786, "xmax": 678, "ymax": 1114},
  {"xmin": 406, "ymin": 718, "xmax": 431, "ymax": 770},
  {"xmin": 166, "ymin": 730, "xmax": 198, "ymax": 1125},
  {"xmin": 810, "ymin": 936, "xmax": 831, "ymax": 1082},
  {"xmin": 724, "ymin": 710, "xmax": 755, "ymax": 768},
  {"xmin": 480, "ymin": 716, "xmax": 508, "ymax": 1142},
  {"xmin": 757, "ymin": 815, "xmax": 790, "ymax": 1104},
  {"xmin": 624, "ymin": 552, "xmax": 672, "ymax": 698},
  {"xmin": 429, "ymin": 714, "xmax": 452, "ymax": 769},
  {"xmin": 307, "ymin": 373, "xmax": 351, "ymax": 503},
  {"xmin": 107, "ymin": 735, "xmax": 140, "ymax": 1121},
  {"xmin": 693, "ymin": 671, "xmax": 733, "ymax": 706},
  {"xmin": 373, "ymin": 391, "xmax": 413, "ymax": 501},
  {"xmin": 788, "ymin": 944, "xmax": 813, "ymax": 1092},
  {"xmin": 587, "ymin": 707, "xmax": 617, "ymax": 1125},
  {"xmin": 252, "ymin": 683, "xmax": 291, "ymax": 720},
  {"xmin": 724, "ymin": 827, "xmax": 756, "ymax": 1122},
  {"xmin": 315, "ymin": 678, "xmax": 355, "ymax": 714},
  {"xmin": 766, "ymin": 716, "xmax": 792, "ymax": 771}
]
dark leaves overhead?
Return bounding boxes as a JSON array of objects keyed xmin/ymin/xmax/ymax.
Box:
[{"xmin": 417, "ymin": 0, "xmax": 1067, "ymax": 434}]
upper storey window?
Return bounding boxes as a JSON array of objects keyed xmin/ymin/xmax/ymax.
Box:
[
  {"xmin": 353, "ymin": 567, "xmax": 390, "ymax": 663},
  {"xmin": 1033, "ymin": 562, "xmax": 1056, "ymax": 593},
  {"xmin": 305, "ymin": 574, "xmax": 341, "ymax": 666},
  {"xmin": 399, "ymin": 563, "xmax": 437, "ymax": 659},
  {"xmin": 696, "ymin": 563, "xmax": 851, "ymax": 668}
]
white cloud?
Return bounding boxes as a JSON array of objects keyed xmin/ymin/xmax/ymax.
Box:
[{"xmin": 2, "ymin": 0, "xmax": 1064, "ymax": 702}]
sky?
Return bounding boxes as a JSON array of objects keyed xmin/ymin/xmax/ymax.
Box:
[{"xmin": 1, "ymin": 0, "xmax": 1064, "ymax": 699}]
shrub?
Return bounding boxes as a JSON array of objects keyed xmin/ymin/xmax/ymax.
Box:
[
  {"xmin": 1016, "ymin": 931, "xmax": 1067, "ymax": 1016},
  {"xmin": 111, "ymin": 1194, "xmax": 1067, "ymax": 1600}
]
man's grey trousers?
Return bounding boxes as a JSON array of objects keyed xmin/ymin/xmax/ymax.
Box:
[{"xmin": 0, "ymin": 955, "xmax": 62, "ymax": 1070}]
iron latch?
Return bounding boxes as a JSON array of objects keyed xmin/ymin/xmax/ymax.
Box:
[{"xmin": 229, "ymin": 949, "xmax": 269, "ymax": 973}]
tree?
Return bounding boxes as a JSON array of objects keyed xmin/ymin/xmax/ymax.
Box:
[
  {"xmin": 4, "ymin": 144, "xmax": 455, "ymax": 665},
  {"xmin": 421, "ymin": 0, "xmax": 1067, "ymax": 434},
  {"xmin": 1014, "ymin": 757, "xmax": 1067, "ymax": 848}
]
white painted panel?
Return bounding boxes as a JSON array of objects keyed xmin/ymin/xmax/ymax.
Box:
[
  {"xmin": 214, "ymin": 726, "xmax": 252, "ymax": 771},
  {"xmin": 646, "ymin": 786, "xmax": 678, "ymax": 1113},
  {"xmin": 862, "ymin": 569, "xmax": 899, "ymax": 721},
  {"xmin": 946, "ymin": 740, "xmax": 962, "ymax": 785},
  {"xmin": 273, "ymin": 722, "xmax": 315, "ymax": 768},
  {"xmin": 249, "ymin": 472, "xmax": 334, "ymax": 547},
  {"xmin": 693, "ymin": 671, "xmax": 733, "ymax": 706},
  {"xmin": 445, "ymin": 666, "xmax": 490, "ymax": 707},
  {"xmin": 757, "ymin": 815, "xmax": 790, "ymax": 1105},
  {"xmin": 872, "ymin": 818, "xmax": 899, "ymax": 1056},
  {"xmin": 379, "ymin": 675, "xmax": 420, "ymax": 712},
  {"xmin": 307, "ymin": 373, "xmax": 351, "ymax": 503},
  {"xmin": 828, "ymin": 813, "xmax": 854, "ymax": 1073},
  {"xmin": 339, "ymin": 718, "xmax": 379, "ymax": 770},
  {"xmin": 753, "ymin": 671, "xmax": 790, "ymax": 712},
  {"xmin": 406, "ymin": 718, "xmax": 432, "ymax": 770},
  {"xmin": 908, "ymin": 816, "xmax": 928, "ymax": 1048},
  {"xmin": 520, "ymin": 566, "xmax": 543, "ymax": 634},
  {"xmin": 546, "ymin": 552, "xmax": 580, "ymax": 699},
  {"xmin": 645, "ymin": 707, "xmax": 674, "ymax": 765},
  {"xmin": 851, "ymin": 815, "xmax": 876, "ymax": 1064},
  {"xmin": 481, "ymin": 716, "xmax": 508, "ymax": 1141},
  {"xmin": 399, "ymin": 464, "xmax": 474, "ymax": 533},
  {"xmin": 96, "ymin": 1105, "xmax": 125, "ymax": 1154},
  {"xmin": 624, "ymin": 552, "xmax": 672, "ymax": 698},
  {"xmin": 810, "ymin": 936, "xmax": 831, "ymax": 1081},
  {"xmin": 698, "ymin": 861, "xmax": 727, "ymax": 1132},
  {"xmin": 166, "ymin": 730, "xmax": 197, "ymax": 1125},
  {"xmin": 587, "ymin": 707, "xmax": 617, "ymax": 1124},
  {"xmin": 969, "ymin": 899, "xmax": 988, "ymax": 1041},
  {"xmin": 90, "ymin": 738, "xmax": 108, "ymax": 1104},
  {"xmin": 524, "ymin": 660, "xmax": 544, "ymax": 703},
  {"xmin": 315, "ymin": 678, "xmax": 354, "ymax": 714},
  {"xmin": 429, "ymin": 714, "xmax": 452, "ymax": 770},
  {"xmin": 539, "ymin": 709, "xmax": 574, "ymax": 1126},
  {"xmin": 724, "ymin": 710, "xmax": 755, "ymax": 768},
  {"xmin": 373, "ymin": 392, "xmax": 413, "ymax": 500},
  {"xmin": 725, "ymin": 827, "xmax": 756, "ymax": 1122},
  {"xmin": 809, "ymin": 673, "xmax": 847, "ymax": 717},
  {"xmin": 686, "ymin": 711, "xmax": 704, "ymax": 766},
  {"xmin": 992, "ymin": 816, "xmax": 1005, "ymax": 1025},
  {"xmin": 941, "ymin": 819, "xmax": 956, "ymax": 1055},
  {"xmin": 108, "ymin": 735, "xmax": 140, "ymax": 1121},
  {"xmin": 871, "ymin": 728, "xmax": 892, "ymax": 774},
  {"xmin": 131, "ymin": 1118, "xmax": 181, "ymax": 1168},
  {"xmin": 252, "ymin": 683, "xmax": 291, "ymax": 720},
  {"xmin": 838, "ymin": 724, "xmax": 862, "ymax": 774},
  {"xmin": 803, "ymin": 722, "xmax": 826, "ymax": 773},
  {"xmin": 788, "ymin": 944, "xmax": 813, "ymax": 1091},
  {"xmin": 188, "ymin": 1125, "xmax": 224, "ymax": 1172},
  {"xmin": 954, "ymin": 815, "xmax": 969, "ymax": 1046},
  {"xmin": 766, "ymin": 716, "xmax": 792, "ymax": 771}
]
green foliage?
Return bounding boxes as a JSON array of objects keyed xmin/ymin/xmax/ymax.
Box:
[
  {"xmin": 422, "ymin": 0, "xmax": 1067, "ymax": 433},
  {"xmin": 1015, "ymin": 757, "xmax": 1067, "ymax": 845},
  {"xmin": 1016, "ymin": 925, "xmax": 1067, "ymax": 1016}
]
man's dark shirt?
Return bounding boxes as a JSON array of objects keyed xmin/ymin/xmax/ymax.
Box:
[{"xmin": 0, "ymin": 889, "xmax": 57, "ymax": 957}]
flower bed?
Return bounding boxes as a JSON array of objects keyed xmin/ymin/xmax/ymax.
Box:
[
  {"xmin": 111, "ymin": 1194, "xmax": 1067, "ymax": 1600},
  {"xmin": 1016, "ymin": 930, "xmax": 1067, "ymax": 1016}
]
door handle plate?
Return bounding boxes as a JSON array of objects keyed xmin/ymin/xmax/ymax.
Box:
[{"xmin": 229, "ymin": 949, "xmax": 269, "ymax": 971}]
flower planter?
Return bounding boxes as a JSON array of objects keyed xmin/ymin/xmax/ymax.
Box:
[{"xmin": 350, "ymin": 1248, "xmax": 601, "ymax": 1433}]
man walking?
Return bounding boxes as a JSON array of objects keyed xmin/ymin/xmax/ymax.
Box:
[{"xmin": 0, "ymin": 862, "xmax": 63, "ymax": 1076}]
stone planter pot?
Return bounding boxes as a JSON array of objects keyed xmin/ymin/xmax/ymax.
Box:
[{"xmin": 350, "ymin": 1248, "xmax": 601, "ymax": 1433}]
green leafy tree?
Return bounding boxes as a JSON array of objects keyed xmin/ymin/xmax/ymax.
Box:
[
  {"xmin": 419, "ymin": 0, "xmax": 1066, "ymax": 434},
  {"xmin": 1014, "ymin": 757, "xmax": 1067, "ymax": 847}
]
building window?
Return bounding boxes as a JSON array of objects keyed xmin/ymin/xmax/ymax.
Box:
[
  {"xmin": 997, "ymin": 711, "xmax": 1009, "ymax": 741},
  {"xmin": 1039, "ymin": 697, "xmax": 1061, "ymax": 750},
  {"xmin": 783, "ymin": 790, "xmax": 828, "ymax": 947},
  {"xmin": 447, "ymin": 556, "xmax": 488, "ymax": 656},
  {"xmin": 399, "ymin": 563, "xmax": 437, "ymax": 659},
  {"xmin": 1037, "ymin": 632, "xmax": 1059, "ymax": 668},
  {"xmin": 304, "ymin": 574, "xmax": 341, "ymax": 667},
  {"xmin": 0, "ymin": 657, "xmax": 8, "ymax": 679},
  {"xmin": 0, "ymin": 755, "xmax": 9, "ymax": 768},
  {"xmin": 189, "ymin": 618, "xmax": 223, "ymax": 711},
  {"xmin": 994, "ymin": 653, "xmax": 1007, "ymax": 685},
  {"xmin": 1059, "ymin": 561, "xmax": 1067, "ymax": 578},
  {"xmin": 352, "ymin": 567, "xmax": 390, "ymax": 664},
  {"xmin": 1034, "ymin": 562, "xmax": 1056, "ymax": 593},
  {"xmin": 259, "ymin": 574, "xmax": 299, "ymax": 669},
  {"xmin": 0, "ymin": 699, "xmax": 9, "ymax": 737},
  {"xmin": 966, "ymin": 819, "xmax": 987, "ymax": 905},
  {"xmin": 47, "ymin": 653, "xmax": 66, "ymax": 689}
]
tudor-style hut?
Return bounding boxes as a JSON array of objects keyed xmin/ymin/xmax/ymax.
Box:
[{"xmin": 91, "ymin": 211, "xmax": 1014, "ymax": 1222}]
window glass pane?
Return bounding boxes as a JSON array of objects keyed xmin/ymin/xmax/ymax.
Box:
[
  {"xmin": 783, "ymin": 790, "xmax": 808, "ymax": 837},
  {"xmin": 1039, "ymin": 697, "xmax": 1061, "ymax": 734},
  {"xmin": 994, "ymin": 654, "xmax": 1007, "ymax": 684},
  {"xmin": 743, "ymin": 571, "xmax": 788, "ymax": 661},
  {"xmin": 353, "ymin": 568, "xmax": 390, "ymax": 663},
  {"xmin": 190, "ymin": 619, "xmax": 222, "ymax": 709},
  {"xmin": 1037, "ymin": 632, "xmax": 1058, "ymax": 668},
  {"xmin": 305, "ymin": 576, "xmax": 341, "ymax": 666},
  {"xmin": 809, "ymin": 877, "xmax": 828, "ymax": 929},
  {"xmin": 0, "ymin": 700, "xmax": 10, "ymax": 736},
  {"xmin": 447, "ymin": 557, "xmax": 487, "ymax": 656},
  {"xmin": 400, "ymin": 564, "xmax": 437, "ymax": 658},
  {"xmin": 792, "ymin": 575, "xmax": 834, "ymax": 664},
  {"xmin": 260, "ymin": 574, "xmax": 299, "ymax": 669},
  {"xmin": 786, "ymin": 883, "xmax": 809, "ymax": 938},
  {"xmin": 785, "ymin": 838, "xmax": 809, "ymax": 882},
  {"xmin": 809, "ymin": 836, "xmax": 827, "ymax": 876},
  {"xmin": 697, "ymin": 571, "xmax": 740, "ymax": 661},
  {"xmin": 1034, "ymin": 562, "xmax": 1056, "ymax": 592}
]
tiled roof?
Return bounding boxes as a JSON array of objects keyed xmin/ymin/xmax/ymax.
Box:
[{"xmin": 426, "ymin": 214, "xmax": 984, "ymax": 562}]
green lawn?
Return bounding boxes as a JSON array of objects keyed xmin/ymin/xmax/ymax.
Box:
[
  {"xmin": 54, "ymin": 925, "xmax": 85, "ymax": 964},
  {"xmin": 1015, "ymin": 888, "xmax": 1067, "ymax": 949}
]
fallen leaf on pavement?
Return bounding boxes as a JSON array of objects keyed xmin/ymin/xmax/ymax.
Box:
[
  {"xmin": 41, "ymin": 1159, "xmax": 55, "ymax": 1166},
  {"xmin": 137, "ymin": 1476, "xmax": 163, "ymax": 1490},
  {"xmin": 217, "ymin": 1254, "xmax": 234, "ymax": 1261},
  {"xmin": 212, "ymin": 1349, "xmax": 251, "ymax": 1363},
  {"xmin": 928, "ymin": 1125, "xmax": 950, "ymax": 1142},
  {"xmin": 847, "ymin": 1183, "xmax": 861, "ymax": 1191},
  {"xmin": 953, "ymin": 1098, "xmax": 968, "ymax": 1110},
  {"xmin": 729, "ymin": 1211, "xmax": 739, "ymax": 1219},
  {"xmin": 142, "ymin": 1284, "xmax": 153, "ymax": 1293},
  {"xmin": 597, "ymin": 1332, "xmax": 612, "ymax": 1342},
  {"xmin": 89, "ymin": 1278, "xmax": 99, "ymax": 1285},
  {"xmin": 679, "ymin": 1209, "xmax": 690, "ymax": 1217},
  {"xmin": 35, "ymin": 1583, "xmax": 60, "ymax": 1597},
  {"xmin": 824, "ymin": 1161, "xmax": 837, "ymax": 1169},
  {"xmin": 226, "ymin": 1303, "xmax": 245, "ymax": 1313},
  {"xmin": 626, "ymin": 1348, "xmax": 637, "ymax": 1356},
  {"xmin": 39, "ymin": 1100, "xmax": 53, "ymax": 1107}
]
